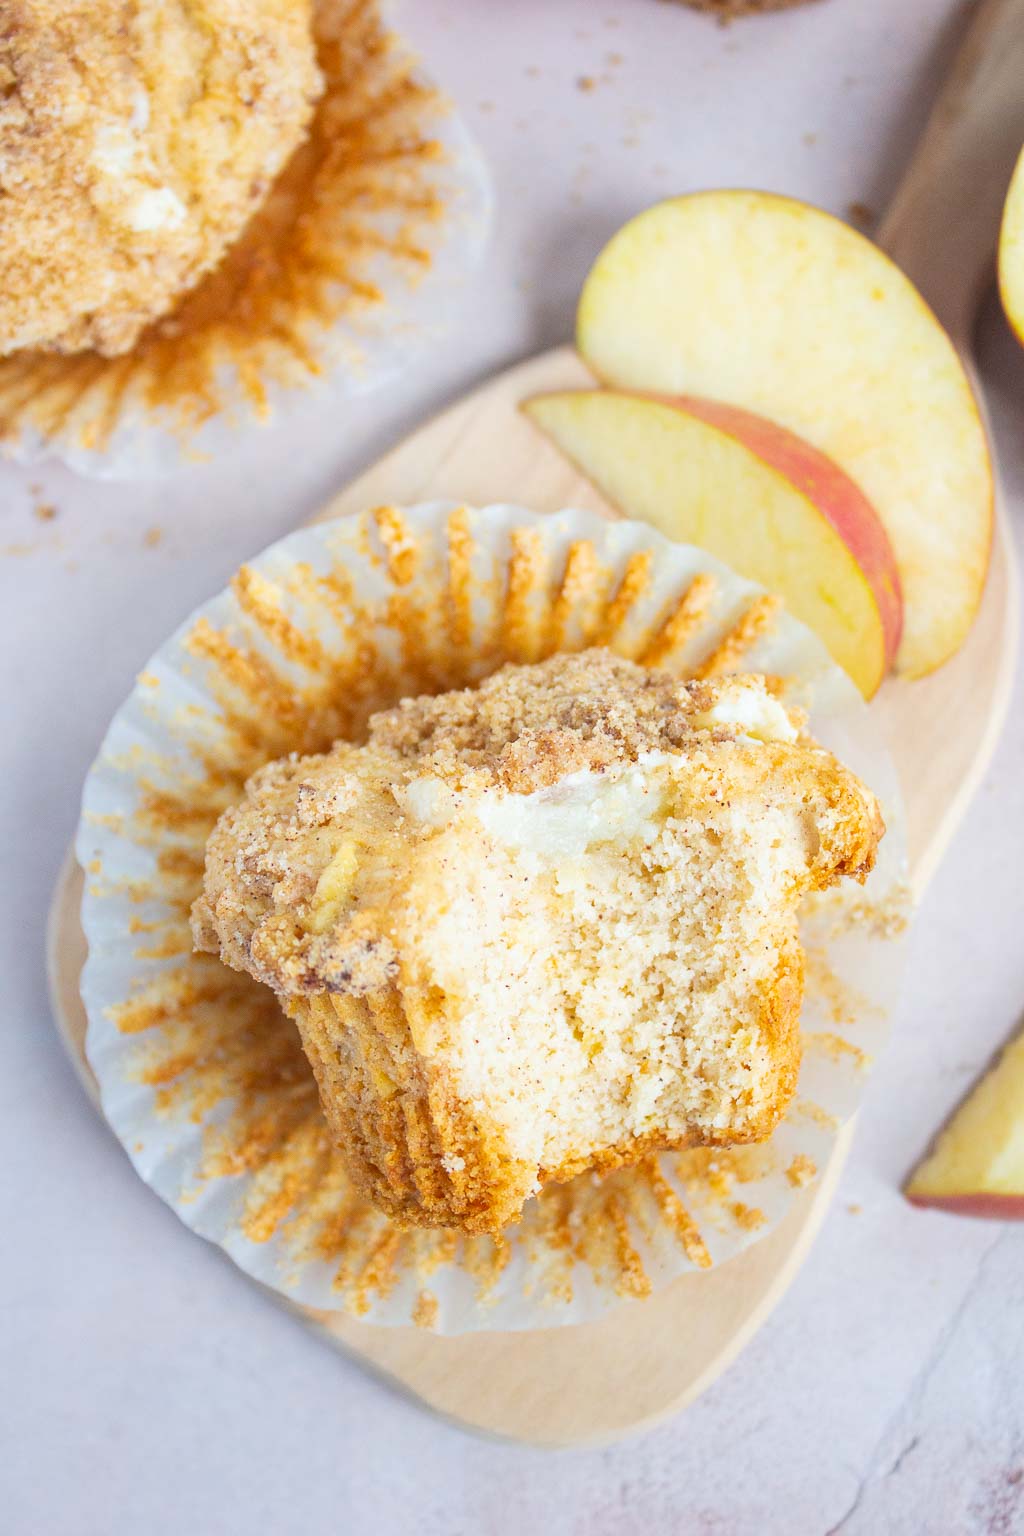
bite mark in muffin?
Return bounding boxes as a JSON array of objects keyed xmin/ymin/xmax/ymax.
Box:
[{"xmin": 193, "ymin": 650, "xmax": 883, "ymax": 1233}]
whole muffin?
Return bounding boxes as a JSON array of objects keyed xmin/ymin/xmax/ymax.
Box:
[{"xmin": 0, "ymin": 0, "xmax": 322, "ymax": 356}]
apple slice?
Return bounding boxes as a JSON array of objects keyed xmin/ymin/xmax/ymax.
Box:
[
  {"xmin": 524, "ymin": 388, "xmax": 901, "ymax": 697},
  {"xmin": 906, "ymin": 1030, "xmax": 1024, "ymax": 1218},
  {"xmin": 577, "ymin": 190, "xmax": 993, "ymax": 678},
  {"xmin": 999, "ymin": 147, "xmax": 1024, "ymax": 348}
]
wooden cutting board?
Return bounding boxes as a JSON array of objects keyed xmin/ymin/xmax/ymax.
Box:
[{"xmin": 47, "ymin": 0, "xmax": 1021, "ymax": 1445}]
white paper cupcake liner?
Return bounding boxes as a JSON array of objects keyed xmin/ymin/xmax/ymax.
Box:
[
  {"xmin": 76, "ymin": 502, "xmax": 908, "ymax": 1332},
  {"xmin": 0, "ymin": 0, "xmax": 492, "ymax": 480}
]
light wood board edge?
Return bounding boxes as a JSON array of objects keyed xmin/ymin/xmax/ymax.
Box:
[
  {"xmin": 47, "ymin": 849, "xmax": 853, "ymax": 1446},
  {"xmin": 47, "ymin": 340, "xmax": 1017, "ymax": 1444}
]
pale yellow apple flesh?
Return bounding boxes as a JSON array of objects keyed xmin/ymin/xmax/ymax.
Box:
[
  {"xmin": 999, "ymin": 146, "xmax": 1024, "ymax": 349},
  {"xmin": 907, "ymin": 1030, "xmax": 1024, "ymax": 1218},
  {"xmin": 577, "ymin": 190, "xmax": 993, "ymax": 678},
  {"xmin": 525, "ymin": 390, "xmax": 902, "ymax": 697},
  {"xmin": 524, "ymin": 388, "xmax": 901, "ymax": 697}
]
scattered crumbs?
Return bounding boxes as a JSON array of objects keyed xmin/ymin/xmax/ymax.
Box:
[
  {"xmin": 786, "ymin": 1154, "xmax": 817, "ymax": 1189},
  {"xmin": 412, "ymin": 1290, "xmax": 438, "ymax": 1330},
  {"xmin": 463, "ymin": 1233, "xmax": 512, "ymax": 1303},
  {"xmin": 143, "ymin": 526, "xmax": 163, "ymax": 549},
  {"xmin": 828, "ymin": 888, "xmax": 911, "ymax": 942},
  {"xmin": 87, "ymin": 858, "xmax": 102, "ymax": 875},
  {"xmin": 3, "ymin": 542, "xmax": 32, "ymax": 557},
  {"xmin": 676, "ymin": 1146, "xmax": 770, "ymax": 1204},
  {"xmin": 847, "ymin": 201, "xmax": 876, "ymax": 230},
  {"xmin": 792, "ymin": 1098, "xmax": 839, "ymax": 1132},
  {"xmin": 525, "ymin": 64, "xmax": 541, "ymax": 78},
  {"xmin": 33, "ymin": 501, "xmax": 58, "ymax": 522},
  {"xmin": 477, "ymin": 99, "xmax": 494, "ymax": 114},
  {"xmin": 847, "ymin": 1203, "xmax": 862, "ymax": 1215},
  {"xmin": 576, "ymin": 74, "xmax": 597, "ymax": 92},
  {"xmin": 804, "ymin": 945, "xmax": 868, "ymax": 1027},
  {"xmin": 731, "ymin": 1202, "xmax": 766, "ymax": 1232},
  {"xmin": 640, "ymin": 1157, "xmax": 711, "ymax": 1268},
  {"xmin": 802, "ymin": 130, "xmax": 817, "ymax": 147},
  {"xmin": 601, "ymin": 1192, "xmax": 651, "ymax": 1300},
  {"xmin": 803, "ymin": 1030, "xmax": 871, "ymax": 1070},
  {"xmin": 605, "ymin": 51, "xmax": 624, "ymax": 66}
]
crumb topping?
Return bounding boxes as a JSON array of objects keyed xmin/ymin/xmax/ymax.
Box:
[
  {"xmin": 191, "ymin": 650, "xmax": 880, "ymax": 1006},
  {"xmin": 0, "ymin": 0, "xmax": 322, "ymax": 356},
  {"xmin": 368, "ymin": 649, "xmax": 803, "ymax": 794}
]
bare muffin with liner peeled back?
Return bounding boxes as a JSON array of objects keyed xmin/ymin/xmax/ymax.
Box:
[{"xmin": 192, "ymin": 650, "xmax": 883, "ymax": 1234}]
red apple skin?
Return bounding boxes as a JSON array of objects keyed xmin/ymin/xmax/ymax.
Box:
[
  {"xmin": 906, "ymin": 1192, "xmax": 1024, "ymax": 1219},
  {"xmin": 576, "ymin": 190, "xmax": 993, "ymax": 677},
  {"xmin": 661, "ymin": 394, "xmax": 904, "ymax": 668}
]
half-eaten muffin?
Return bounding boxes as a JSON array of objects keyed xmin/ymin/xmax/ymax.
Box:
[{"xmin": 192, "ymin": 650, "xmax": 883, "ymax": 1233}]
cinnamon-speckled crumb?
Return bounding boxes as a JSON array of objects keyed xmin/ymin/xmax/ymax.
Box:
[
  {"xmin": 731, "ymin": 1202, "xmax": 766, "ymax": 1231},
  {"xmin": 786, "ymin": 1154, "xmax": 817, "ymax": 1188},
  {"xmin": 412, "ymin": 1290, "xmax": 438, "ymax": 1329}
]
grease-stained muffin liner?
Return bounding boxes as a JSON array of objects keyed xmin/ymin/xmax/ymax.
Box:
[
  {"xmin": 77, "ymin": 502, "xmax": 908, "ymax": 1332},
  {"xmin": 0, "ymin": 0, "xmax": 491, "ymax": 479}
]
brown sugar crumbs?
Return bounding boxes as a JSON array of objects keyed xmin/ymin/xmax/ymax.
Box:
[
  {"xmin": 412, "ymin": 1290, "xmax": 439, "ymax": 1329},
  {"xmin": 786, "ymin": 1154, "xmax": 817, "ymax": 1188}
]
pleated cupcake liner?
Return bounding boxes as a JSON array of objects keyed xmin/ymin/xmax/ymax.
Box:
[{"xmin": 77, "ymin": 501, "xmax": 908, "ymax": 1331}]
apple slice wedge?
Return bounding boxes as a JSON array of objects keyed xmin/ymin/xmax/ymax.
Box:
[
  {"xmin": 999, "ymin": 147, "xmax": 1024, "ymax": 349},
  {"xmin": 524, "ymin": 388, "xmax": 901, "ymax": 697},
  {"xmin": 906, "ymin": 1030, "xmax": 1024, "ymax": 1218},
  {"xmin": 577, "ymin": 191, "xmax": 993, "ymax": 678}
]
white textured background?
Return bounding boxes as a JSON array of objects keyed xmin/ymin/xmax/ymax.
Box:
[{"xmin": 3, "ymin": 2, "xmax": 1024, "ymax": 1532}]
